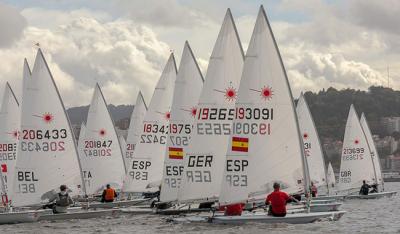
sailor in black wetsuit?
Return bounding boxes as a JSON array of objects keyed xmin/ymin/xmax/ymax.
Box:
[{"xmin": 359, "ymin": 180, "xmax": 371, "ymax": 195}]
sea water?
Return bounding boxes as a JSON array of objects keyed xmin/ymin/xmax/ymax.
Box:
[{"xmin": 1, "ymin": 182, "xmax": 399, "ymax": 233}]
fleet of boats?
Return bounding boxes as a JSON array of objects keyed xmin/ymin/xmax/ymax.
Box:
[{"xmin": 0, "ymin": 5, "xmax": 396, "ymax": 225}]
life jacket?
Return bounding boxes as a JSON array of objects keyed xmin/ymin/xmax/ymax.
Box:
[
  {"xmin": 104, "ymin": 188, "xmax": 115, "ymax": 201},
  {"xmin": 56, "ymin": 193, "xmax": 70, "ymax": 207},
  {"xmin": 266, "ymin": 190, "xmax": 290, "ymax": 215}
]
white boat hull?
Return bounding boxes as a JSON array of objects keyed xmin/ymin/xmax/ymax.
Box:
[
  {"xmin": 0, "ymin": 210, "xmax": 42, "ymax": 224},
  {"xmin": 38, "ymin": 208, "xmax": 120, "ymax": 221},
  {"xmin": 345, "ymin": 191, "xmax": 397, "ymax": 199},
  {"xmin": 211, "ymin": 211, "xmax": 346, "ymax": 224},
  {"xmin": 82, "ymin": 198, "xmax": 151, "ymax": 209},
  {"xmin": 288, "ymin": 203, "xmax": 342, "ymax": 212},
  {"xmin": 311, "ymin": 194, "xmax": 346, "ymax": 201}
]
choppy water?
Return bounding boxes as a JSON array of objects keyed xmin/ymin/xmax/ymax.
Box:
[{"xmin": 1, "ymin": 182, "xmax": 400, "ymax": 234}]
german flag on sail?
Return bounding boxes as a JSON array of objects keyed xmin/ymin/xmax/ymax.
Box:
[
  {"xmin": 169, "ymin": 147, "xmax": 184, "ymax": 159},
  {"xmin": 231, "ymin": 137, "xmax": 249, "ymax": 152}
]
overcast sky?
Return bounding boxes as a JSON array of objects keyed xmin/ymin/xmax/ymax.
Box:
[{"xmin": 0, "ymin": 0, "xmax": 399, "ymax": 107}]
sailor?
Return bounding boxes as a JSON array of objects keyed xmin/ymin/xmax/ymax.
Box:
[
  {"xmin": 223, "ymin": 203, "xmax": 244, "ymax": 216},
  {"xmin": 359, "ymin": 180, "xmax": 371, "ymax": 195},
  {"xmin": 48, "ymin": 185, "xmax": 74, "ymax": 214},
  {"xmin": 101, "ymin": 184, "xmax": 117, "ymax": 203},
  {"xmin": 370, "ymin": 184, "xmax": 378, "ymax": 193},
  {"xmin": 311, "ymin": 182, "xmax": 318, "ymax": 197},
  {"xmin": 266, "ymin": 182, "xmax": 292, "ymax": 217}
]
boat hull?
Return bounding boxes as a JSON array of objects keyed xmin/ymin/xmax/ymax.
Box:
[
  {"xmin": 211, "ymin": 211, "xmax": 346, "ymax": 224},
  {"xmin": 345, "ymin": 191, "xmax": 397, "ymax": 199},
  {"xmin": 38, "ymin": 208, "xmax": 120, "ymax": 221},
  {"xmin": 0, "ymin": 210, "xmax": 42, "ymax": 224},
  {"xmin": 310, "ymin": 194, "xmax": 346, "ymax": 201},
  {"xmin": 82, "ymin": 198, "xmax": 151, "ymax": 209}
]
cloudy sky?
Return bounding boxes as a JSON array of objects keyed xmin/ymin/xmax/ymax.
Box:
[{"xmin": 0, "ymin": 0, "xmax": 399, "ymax": 107}]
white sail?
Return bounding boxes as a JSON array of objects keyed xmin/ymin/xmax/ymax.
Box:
[
  {"xmin": 0, "ymin": 83, "xmax": 20, "ymax": 201},
  {"xmin": 160, "ymin": 41, "xmax": 204, "ymax": 202},
  {"xmin": 219, "ymin": 6, "xmax": 306, "ymax": 205},
  {"xmin": 360, "ymin": 113, "xmax": 383, "ymax": 187},
  {"xmin": 79, "ymin": 84, "xmax": 126, "ymax": 195},
  {"xmin": 338, "ymin": 105, "xmax": 375, "ymax": 192},
  {"xmin": 123, "ymin": 92, "xmax": 147, "ymax": 173},
  {"xmin": 13, "ymin": 49, "xmax": 83, "ymax": 207},
  {"xmin": 296, "ymin": 93, "xmax": 327, "ymax": 188},
  {"xmin": 326, "ymin": 162, "xmax": 336, "ymax": 190},
  {"xmin": 124, "ymin": 54, "xmax": 177, "ymax": 192},
  {"xmin": 178, "ymin": 9, "xmax": 244, "ymax": 203}
]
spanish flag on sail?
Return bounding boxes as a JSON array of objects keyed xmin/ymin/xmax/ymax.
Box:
[
  {"xmin": 231, "ymin": 136, "xmax": 249, "ymax": 152},
  {"xmin": 169, "ymin": 147, "xmax": 184, "ymax": 159}
]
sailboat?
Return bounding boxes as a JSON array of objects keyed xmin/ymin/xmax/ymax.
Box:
[
  {"xmin": 326, "ymin": 162, "xmax": 336, "ymax": 193},
  {"xmin": 156, "ymin": 42, "xmax": 204, "ymax": 214},
  {"xmin": 296, "ymin": 94, "xmax": 345, "ymax": 202},
  {"xmin": 79, "ymin": 84, "xmax": 126, "ymax": 194},
  {"xmin": 124, "ymin": 54, "xmax": 177, "ymax": 195},
  {"xmin": 9, "ymin": 49, "xmax": 119, "ymax": 222},
  {"xmin": 78, "ymin": 84, "xmax": 132, "ymax": 209},
  {"xmin": 296, "ymin": 93, "xmax": 327, "ymax": 192},
  {"xmin": 344, "ymin": 113, "xmax": 396, "ymax": 199},
  {"xmin": 123, "ymin": 91, "xmax": 147, "ymax": 172},
  {"xmin": 178, "ymin": 8, "xmax": 244, "ymax": 205},
  {"xmin": 0, "ymin": 83, "xmax": 20, "ymax": 205},
  {"xmin": 212, "ymin": 6, "xmax": 345, "ymax": 224},
  {"xmin": 121, "ymin": 91, "xmax": 147, "ymax": 198},
  {"xmin": 338, "ymin": 105, "xmax": 376, "ymax": 197},
  {"xmin": 0, "ymin": 61, "xmax": 42, "ymax": 224}
]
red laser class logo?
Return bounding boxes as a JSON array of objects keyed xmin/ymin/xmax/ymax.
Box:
[
  {"xmin": 32, "ymin": 112, "xmax": 54, "ymax": 124},
  {"xmin": 180, "ymin": 106, "xmax": 197, "ymax": 118},
  {"xmin": 213, "ymin": 83, "xmax": 237, "ymax": 102},
  {"xmin": 250, "ymin": 85, "xmax": 273, "ymax": 101},
  {"xmin": 156, "ymin": 111, "xmax": 171, "ymax": 120},
  {"xmin": 303, "ymin": 133, "xmax": 308, "ymax": 139},
  {"xmin": 354, "ymin": 139, "xmax": 359, "ymax": 145},
  {"xmin": 99, "ymin": 129, "xmax": 106, "ymax": 137}
]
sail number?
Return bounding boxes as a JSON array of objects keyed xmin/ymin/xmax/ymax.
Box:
[
  {"xmin": 84, "ymin": 140, "xmax": 112, "ymax": 148},
  {"xmin": 0, "ymin": 143, "xmax": 17, "ymax": 161},
  {"xmin": 185, "ymin": 155, "xmax": 212, "ymax": 183},
  {"xmin": 197, "ymin": 123, "xmax": 270, "ymax": 135},
  {"xmin": 225, "ymin": 159, "xmax": 248, "ymax": 187},
  {"xmin": 128, "ymin": 160, "xmax": 151, "ymax": 180},
  {"xmin": 197, "ymin": 108, "xmax": 273, "ymax": 120},
  {"xmin": 164, "ymin": 165, "xmax": 183, "ymax": 188},
  {"xmin": 342, "ymin": 147, "xmax": 364, "ymax": 160},
  {"xmin": 21, "ymin": 141, "xmax": 65, "ymax": 152},
  {"xmin": 16, "ymin": 171, "xmax": 38, "ymax": 194},
  {"xmin": 22, "ymin": 129, "xmax": 67, "ymax": 140},
  {"xmin": 339, "ymin": 170, "xmax": 351, "ymax": 183},
  {"xmin": 143, "ymin": 123, "xmax": 191, "ymax": 134}
]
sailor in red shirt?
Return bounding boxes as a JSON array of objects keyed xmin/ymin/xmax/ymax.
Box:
[
  {"xmin": 266, "ymin": 182, "xmax": 292, "ymax": 217},
  {"xmin": 222, "ymin": 203, "xmax": 244, "ymax": 216}
]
